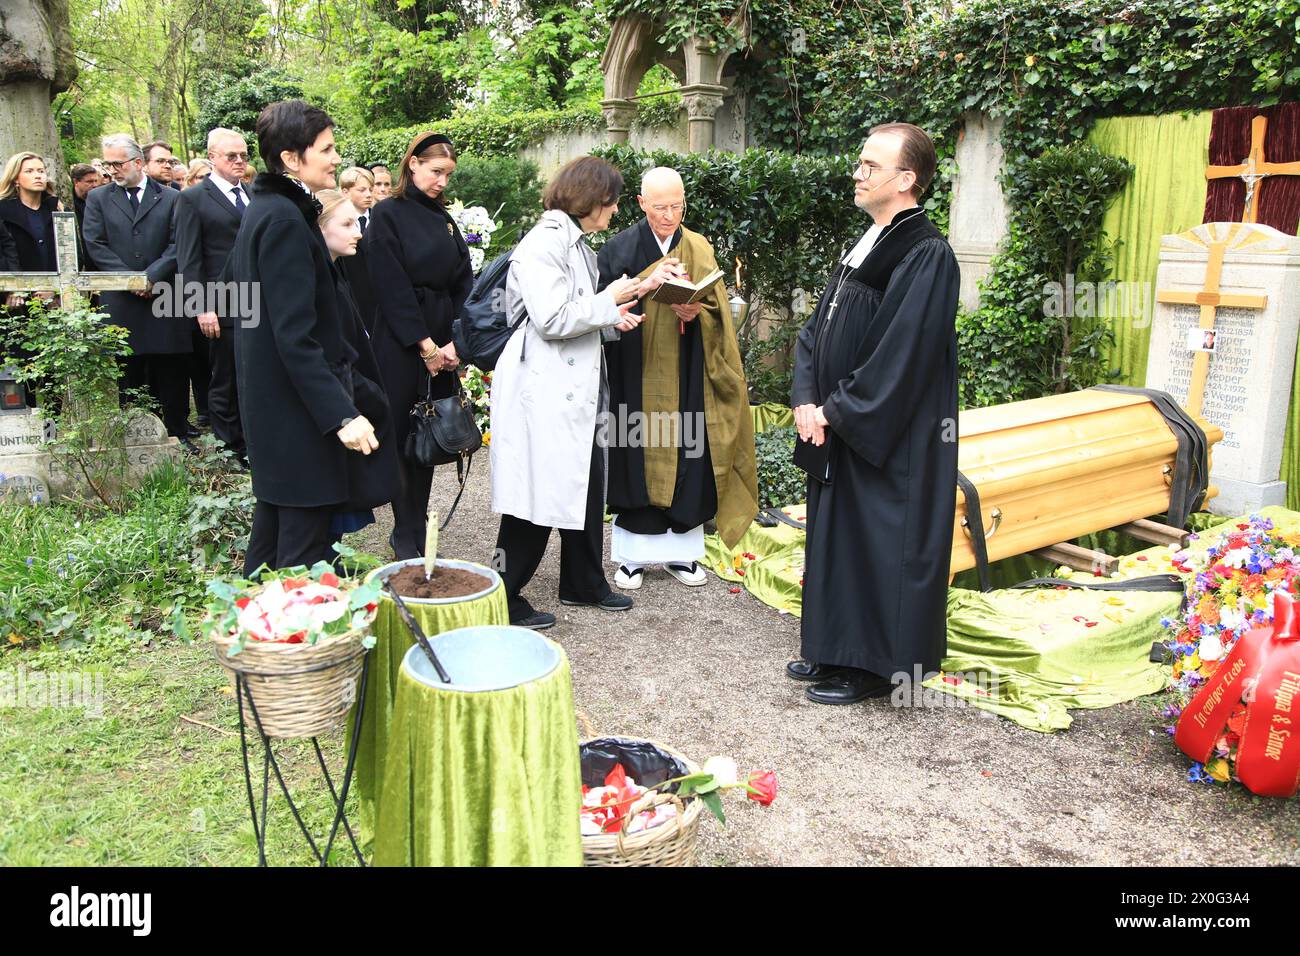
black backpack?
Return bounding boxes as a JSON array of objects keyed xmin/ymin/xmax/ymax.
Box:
[{"xmin": 451, "ymin": 248, "xmax": 528, "ymax": 371}]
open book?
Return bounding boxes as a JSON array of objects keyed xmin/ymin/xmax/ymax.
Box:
[{"xmin": 648, "ymin": 267, "xmax": 725, "ymax": 305}]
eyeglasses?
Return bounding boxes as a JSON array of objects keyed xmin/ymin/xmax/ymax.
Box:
[
  {"xmin": 648, "ymin": 202, "xmax": 685, "ymax": 215},
  {"xmin": 851, "ymin": 161, "xmax": 910, "ymax": 181},
  {"xmin": 102, "ymin": 159, "xmax": 139, "ymax": 170},
  {"xmin": 217, "ymin": 152, "xmax": 250, "ymax": 163}
]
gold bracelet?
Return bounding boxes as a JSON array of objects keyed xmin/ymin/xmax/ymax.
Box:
[{"xmin": 420, "ymin": 347, "xmax": 439, "ymax": 361}]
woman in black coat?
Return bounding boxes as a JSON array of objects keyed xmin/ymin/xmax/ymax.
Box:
[
  {"xmin": 224, "ymin": 101, "xmax": 380, "ymax": 575},
  {"xmin": 365, "ymin": 131, "xmax": 473, "ymax": 559},
  {"xmin": 315, "ymin": 187, "xmax": 400, "ymax": 537},
  {"xmin": 0, "ymin": 152, "xmax": 59, "ymax": 274},
  {"xmin": 0, "ymin": 152, "xmax": 60, "ymax": 406}
]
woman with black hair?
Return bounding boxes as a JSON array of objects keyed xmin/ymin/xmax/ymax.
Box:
[
  {"xmin": 224, "ymin": 99, "xmax": 380, "ymax": 575},
  {"xmin": 365, "ymin": 130, "xmax": 473, "ymax": 559}
]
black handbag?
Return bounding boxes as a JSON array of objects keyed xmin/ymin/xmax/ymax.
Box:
[{"xmin": 404, "ymin": 377, "xmax": 482, "ymax": 468}]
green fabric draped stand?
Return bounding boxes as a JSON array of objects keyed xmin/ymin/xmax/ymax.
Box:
[
  {"xmin": 372, "ymin": 641, "xmax": 583, "ymax": 867},
  {"xmin": 348, "ymin": 561, "xmax": 509, "ymax": 842}
]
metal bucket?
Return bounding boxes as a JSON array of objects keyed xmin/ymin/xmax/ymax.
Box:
[{"xmin": 402, "ymin": 625, "xmax": 561, "ymax": 693}]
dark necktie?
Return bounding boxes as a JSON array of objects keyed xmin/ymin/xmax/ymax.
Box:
[
  {"xmin": 128, "ymin": 187, "xmax": 140, "ymax": 213},
  {"xmin": 231, "ymin": 186, "xmax": 246, "ymax": 212},
  {"xmin": 358, "ymin": 213, "xmax": 367, "ymax": 234}
]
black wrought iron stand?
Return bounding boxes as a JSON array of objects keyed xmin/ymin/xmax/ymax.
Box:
[{"xmin": 234, "ymin": 652, "xmax": 371, "ymax": 867}]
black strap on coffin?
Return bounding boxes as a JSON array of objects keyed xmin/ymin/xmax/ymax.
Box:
[
  {"xmin": 760, "ymin": 505, "xmax": 807, "ymax": 531},
  {"xmin": 1089, "ymin": 384, "xmax": 1209, "ymax": 528},
  {"xmin": 956, "ymin": 469, "xmax": 994, "ymax": 593}
]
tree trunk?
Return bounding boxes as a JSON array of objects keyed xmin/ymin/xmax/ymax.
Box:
[{"xmin": 0, "ymin": 0, "xmax": 77, "ymax": 204}]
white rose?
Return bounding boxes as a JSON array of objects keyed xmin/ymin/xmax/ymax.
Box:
[
  {"xmin": 702, "ymin": 756, "xmax": 738, "ymax": 786},
  {"xmin": 1198, "ymin": 633, "xmax": 1225, "ymax": 661}
]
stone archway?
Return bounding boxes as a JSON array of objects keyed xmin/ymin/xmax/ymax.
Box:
[{"xmin": 599, "ymin": 9, "xmax": 751, "ymax": 153}]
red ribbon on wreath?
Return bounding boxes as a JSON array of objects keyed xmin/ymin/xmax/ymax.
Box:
[{"xmin": 1175, "ymin": 590, "xmax": 1300, "ymax": 797}]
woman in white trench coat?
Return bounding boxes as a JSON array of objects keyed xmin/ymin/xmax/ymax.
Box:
[{"xmin": 489, "ymin": 156, "xmax": 679, "ymax": 629}]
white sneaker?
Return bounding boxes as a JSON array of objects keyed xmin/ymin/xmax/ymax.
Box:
[
  {"xmin": 614, "ymin": 565, "xmax": 644, "ymax": 590},
  {"xmin": 665, "ymin": 561, "xmax": 707, "ymax": 587}
]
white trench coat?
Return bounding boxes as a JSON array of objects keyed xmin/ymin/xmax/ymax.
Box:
[{"xmin": 489, "ymin": 210, "xmax": 623, "ymax": 529}]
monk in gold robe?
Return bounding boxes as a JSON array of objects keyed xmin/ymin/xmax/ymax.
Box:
[{"xmin": 596, "ymin": 167, "xmax": 758, "ymax": 590}]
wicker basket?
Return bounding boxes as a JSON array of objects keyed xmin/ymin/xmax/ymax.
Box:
[
  {"xmin": 213, "ymin": 624, "xmax": 369, "ymax": 741},
  {"xmin": 579, "ymin": 716, "xmax": 703, "ymax": 867}
]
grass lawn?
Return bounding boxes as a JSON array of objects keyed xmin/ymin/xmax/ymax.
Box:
[{"xmin": 0, "ymin": 641, "xmax": 362, "ymax": 866}]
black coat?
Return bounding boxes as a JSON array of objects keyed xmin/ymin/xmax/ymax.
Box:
[
  {"xmin": 366, "ymin": 185, "xmax": 473, "ymax": 445},
  {"xmin": 333, "ymin": 261, "xmax": 400, "ymax": 510},
  {"xmin": 0, "ymin": 193, "xmax": 59, "ymax": 272},
  {"xmin": 791, "ymin": 209, "xmax": 960, "ymax": 677},
  {"xmin": 341, "ymin": 208, "xmax": 379, "ymax": 334},
  {"xmin": 225, "ymin": 172, "xmax": 361, "ymax": 508},
  {"xmin": 81, "ymin": 178, "xmax": 184, "ymax": 354},
  {"xmin": 173, "ymin": 175, "xmax": 246, "ymax": 327},
  {"xmin": 0, "ymin": 212, "xmax": 16, "ymax": 271}
]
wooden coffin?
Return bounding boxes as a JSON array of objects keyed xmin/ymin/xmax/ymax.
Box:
[{"xmin": 951, "ymin": 389, "xmax": 1223, "ymax": 574}]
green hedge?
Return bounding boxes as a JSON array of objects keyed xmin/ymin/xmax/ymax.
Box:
[{"xmin": 336, "ymin": 97, "xmax": 684, "ymax": 168}]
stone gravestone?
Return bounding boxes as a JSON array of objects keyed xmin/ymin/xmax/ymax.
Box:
[
  {"xmin": 1144, "ymin": 222, "xmax": 1300, "ymax": 515},
  {"xmin": 0, "ymin": 406, "xmax": 179, "ymax": 504},
  {"xmin": 0, "ymin": 212, "xmax": 181, "ymax": 504},
  {"xmin": 948, "ymin": 111, "xmax": 1011, "ymax": 312}
]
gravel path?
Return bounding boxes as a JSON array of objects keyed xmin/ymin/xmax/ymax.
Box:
[{"xmin": 352, "ymin": 463, "xmax": 1299, "ymax": 866}]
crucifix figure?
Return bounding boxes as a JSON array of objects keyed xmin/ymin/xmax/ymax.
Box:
[
  {"xmin": 1206, "ymin": 115, "xmax": 1300, "ymax": 225},
  {"xmin": 0, "ymin": 211, "xmax": 147, "ymax": 308},
  {"xmin": 1155, "ymin": 227, "xmax": 1267, "ymax": 417}
]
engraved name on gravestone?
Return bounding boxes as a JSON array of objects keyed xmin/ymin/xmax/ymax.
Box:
[{"xmin": 1145, "ymin": 222, "xmax": 1300, "ymax": 515}]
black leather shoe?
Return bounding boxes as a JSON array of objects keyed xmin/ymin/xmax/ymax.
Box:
[
  {"xmin": 785, "ymin": 660, "xmax": 846, "ymax": 682},
  {"xmin": 805, "ymin": 669, "xmax": 893, "ymax": 705},
  {"xmin": 183, "ymin": 424, "xmax": 201, "ymax": 439},
  {"xmin": 560, "ymin": 592, "xmax": 633, "ymax": 612},
  {"xmin": 512, "ymin": 610, "xmax": 556, "ymax": 630}
]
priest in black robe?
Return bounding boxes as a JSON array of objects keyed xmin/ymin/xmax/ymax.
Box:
[{"xmin": 788, "ymin": 123, "xmax": 960, "ymax": 704}]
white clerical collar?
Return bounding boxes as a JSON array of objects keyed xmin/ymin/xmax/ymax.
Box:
[{"xmin": 842, "ymin": 206, "xmax": 921, "ymax": 268}]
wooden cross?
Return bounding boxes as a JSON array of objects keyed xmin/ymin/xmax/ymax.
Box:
[
  {"xmin": 0, "ymin": 211, "xmax": 147, "ymax": 308},
  {"xmin": 1155, "ymin": 235, "xmax": 1267, "ymax": 417},
  {"xmin": 1206, "ymin": 115, "xmax": 1300, "ymax": 225}
]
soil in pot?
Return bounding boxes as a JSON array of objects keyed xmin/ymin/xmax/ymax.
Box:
[{"xmin": 388, "ymin": 564, "xmax": 492, "ymax": 600}]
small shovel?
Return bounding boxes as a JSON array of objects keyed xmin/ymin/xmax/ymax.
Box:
[{"xmin": 383, "ymin": 581, "xmax": 453, "ymax": 685}]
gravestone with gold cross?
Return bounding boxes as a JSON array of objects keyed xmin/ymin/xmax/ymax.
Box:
[
  {"xmin": 0, "ymin": 210, "xmax": 181, "ymax": 505},
  {"xmin": 1145, "ymin": 222, "xmax": 1300, "ymax": 515}
]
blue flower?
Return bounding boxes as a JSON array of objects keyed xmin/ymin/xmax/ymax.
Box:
[
  {"xmin": 25, "ymin": 557, "xmax": 34, "ymax": 567},
  {"xmin": 1187, "ymin": 762, "xmax": 1212, "ymax": 784}
]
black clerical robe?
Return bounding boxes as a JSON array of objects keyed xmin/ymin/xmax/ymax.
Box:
[
  {"xmin": 791, "ymin": 207, "xmax": 960, "ymax": 677},
  {"xmin": 596, "ymin": 218, "xmax": 716, "ymax": 535}
]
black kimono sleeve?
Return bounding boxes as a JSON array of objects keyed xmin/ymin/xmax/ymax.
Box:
[
  {"xmin": 790, "ymin": 278, "xmax": 834, "ymax": 407},
  {"xmin": 820, "ymin": 240, "xmax": 959, "ymax": 468}
]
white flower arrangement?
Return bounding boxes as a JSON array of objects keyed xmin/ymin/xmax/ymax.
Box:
[{"xmin": 447, "ymin": 199, "xmax": 499, "ymax": 274}]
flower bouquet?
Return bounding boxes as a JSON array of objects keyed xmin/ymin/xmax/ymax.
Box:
[
  {"xmin": 460, "ymin": 364, "xmax": 491, "ymax": 442},
  {"xmin": 447, "ymin": 200, "xmax": 499, "ymax": 275},
  {"xmin": 189, "ymin": 562, "xmax": 383, "ymax": 739},
  {"xmin": 1159, "ymin": 514, "xmax": 1300, "ymax": 792}
]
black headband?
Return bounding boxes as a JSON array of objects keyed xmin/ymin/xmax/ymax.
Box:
[{"xmin": 413, "ymin": 133, "xmax": 452, "ymax": 155}]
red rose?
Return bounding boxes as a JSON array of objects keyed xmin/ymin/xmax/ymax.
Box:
[
  {"xmin": 748, "ymin": 771, "xmax": 778, "ymax": 806},
  {"xmin": 284, "ymin": 630, "xmax": 306, "ymax": 644},
  {"xmin": 319, "ymin": 571, "xmax": 341, "ymax": 588},
  {"xmin": 282, "ymin": 578, "xmax": 308, "ymax": 591},
  {"xmin": 235, "ymin": 597, "xmax": 251, "ymax": 610}
]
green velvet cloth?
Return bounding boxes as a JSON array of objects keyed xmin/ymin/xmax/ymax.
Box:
[
  {"xmin": 937, "ymin": 586, "xmax": 1177, "ymax": 732},
  {"xmin": 1088, "ymin": 112, "xmax": 1300, "ymax": 511},
  {"xmin": 372, "ymin": 646, "xmax": 583, "ymax": 867},
  {"xmin": 750, "ymin": 402, "xmax": 794, "ymax": 433},
  {"xmin": 706, "ymin": 501, "xmax": 1300, "ymax": 731},
  {"xmin": 348, "ymin": 566, "xmax": 508, "ymax": 842}
]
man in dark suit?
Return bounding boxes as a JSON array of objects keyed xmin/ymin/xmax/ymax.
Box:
[
  {"xmin": 70, "ymin": 163, "xmax": 102, "ymax": 280},
  {"xmin": 173, "ymin": 127, "xmax": 251, "ymax": 461},
  {"xmin": 82, "ymin": 133, "xmax": 189, "ymax": 440}
]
